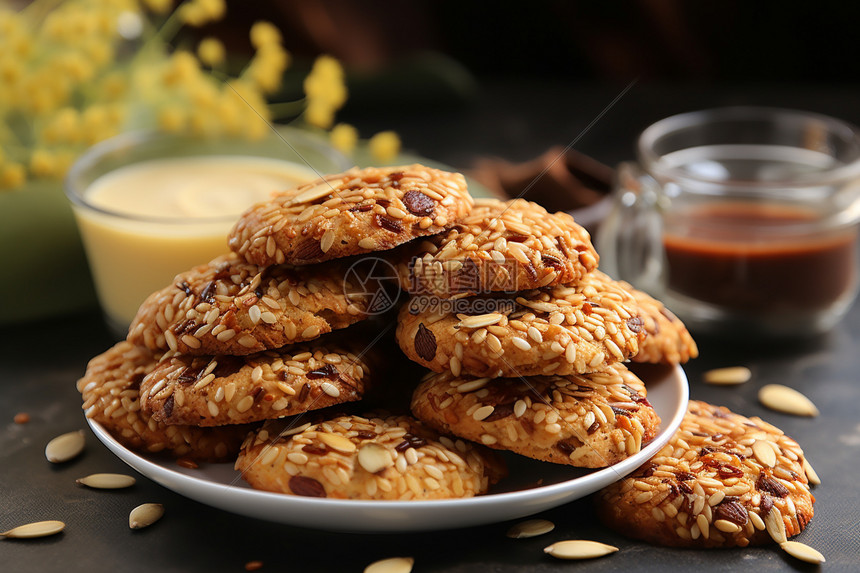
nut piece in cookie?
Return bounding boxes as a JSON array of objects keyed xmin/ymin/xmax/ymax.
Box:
[
  {"xmin": 396, "ymin": 270, "xmax": 644, "ymax": 378},
  {"xmin": 235, "ymin": 413, "xmax": 506, "ymax": 500},
  {"xmin": 141, "ymin": 343, "xmax": 372, "ymax": 426},
  {"xmin": 228, "ymin": 164, "xmax": 474, "ymax": 266},
  {"xmin": 128, "ymin": 253, "xmax": 377, "ymax": 356},
  {"xmin": 621, "ymin": 281, "xmax": 698, "ymax": 364},
  {"xmin": 411, "ymin": 363, "xmax": 660, "ymax": 468},
  {"xmin": 596, "ymin": 400, "xmax": 815, "ymax": 548},
  {"xmin": 76, "ymin": 342, "xmax": 250, "ymax": 461},
  {"xmin": 395, "ymin": 198, "xmax": 599, "ymax": 298}
]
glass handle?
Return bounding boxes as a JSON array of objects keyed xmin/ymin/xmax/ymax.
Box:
[{"xmin": 595, "ymin": 162, "xmax": 665, "ymax": 293}]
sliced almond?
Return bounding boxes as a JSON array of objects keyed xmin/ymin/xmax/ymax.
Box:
[
  {"xmin": 802, "ymin": 457, "xmax": 821, "ymax": 486},
  {"xmin": 0, "ymin": 520, "xmax": 65, "ymax": 539},
  {"xmin": 287, "ymin": 182, "xmax": 334, "ymax": 205},
  {"xmin": 751, "ymin": 440, "xmax": 777, "ymax": 468},
  {"xmin": 357, "ymin": 443, "xmax": 394, "ymax": 474},
  {"xmin": 543, "ymin": 540, "xmax": 618, "ymax": 560},
  {"xmin": 364, "ymin": 556, "xmax": 414, "ymax": 573},
  {"xmin": 780, "ymin": 541, "xmax": 826, "ymax": 564},
  {"xmin": 45, "ymin": 430, "xmax": 85, "ymax": 463},
  {"xmin": 764, "ymin": 509, "xmax": 787, "ymax": 544},
  {"xmin": 459, "ymin": 313, "xmax": 503, "ymax": 329},
  {"xmin": 129, "ymin": 503, "xmax": 164, "ymax": 529},
  {"xmin": 506, "ymin": 519, "xmax": 555, "ymax": 539},
  {"xmin": 703, "ymin": 366, "xmax": 751, "ymax": 385},
  {"xmin": 758, "ymin": 384, "xmax": 819, "ymax": 417},
  {"xmin": 76, "ymin": 473, "xmax": 136, "ymax": 489},
  {"xmin": 318, "ymin": 432, "xmax": 357, "ymax": 454},
  {"xmin": 455, "ymin": 378, "xmax": 490, "ymax": 393}
]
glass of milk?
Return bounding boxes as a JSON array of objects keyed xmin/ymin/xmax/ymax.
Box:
[{"xmin": 65, "ymin": 129, "xmax": 351, "ymax": 335}]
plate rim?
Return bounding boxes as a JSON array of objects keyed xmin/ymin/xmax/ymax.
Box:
[{"xmin": 86, "ymin": 365, "xmax": 688, "ymax": 531}]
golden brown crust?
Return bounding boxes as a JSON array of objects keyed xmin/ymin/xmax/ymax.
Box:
[
  {"xmin": 622, "ymin": 281, "xmax": 699, "ymax": 364},
  {"xmin": 127, "ymin": 253, "xmax": 375, "ymax": 356},
  {"xmin": 596, "ymin": 400, "xmax": 815, "ymax": 548},
  {"xmin": 227, "ymin": 165, "xmax": 474, "ymax": 266},
  {"xmin": 141, "ymin": 343, "xmax": 371, "ymax": 426},
  {"xmin": 395, "ymin": 270, "xmax": 644, "ymax": 378},
  {"xmin": 394, "ymin": 198, "xmax": 598, "ymax": 298},
  {"xmin": 235, "ymin": 413, "xmax": 506, "ymax": 500},
  {"xmin": 76, "ymin": 342, "xmax": 250, "ymax": 461},
  {"xmin": 411, "ymin": 364, "xmax": 660, "ymax": 468}
]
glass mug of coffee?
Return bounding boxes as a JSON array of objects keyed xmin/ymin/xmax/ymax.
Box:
[{"xmin": 597, "ymin": 107, "xmax": 860, "ymax": 338}]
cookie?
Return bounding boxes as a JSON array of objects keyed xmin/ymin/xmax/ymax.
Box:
[
  {"xmin": 235, "ymin": 413, "xmax": 507, "ymax": 500},
  {"xmin": 227, "ymin": 164, "xmax": 474, "ymax": 266},
  {"xmin": 596, "ymin": 400, "xmax": 815, "ymax": 548},
  {"xmin": 140, "ymin": 343, "xmax": 371, "ymax": 426},
  {"xmin": 76, "ymin": 342, "xmax": 250, "ymax": 461},
  {"xmin": 128, "ymin": 253, "xmax": 377, "ymax": 356},
  {"xmin": 396, "ymin": 270, "xmax": 644, "ymax": 378},
  {"xmin": 395, "ymin": 198, "xmax": 598, "ymax": 298},
  {"xmin": 623, "ymin": 281, "xmax": 698, "ymax": 364},
  {"xmin": 411, "ymin": 363, "xmax": 661, "ymax": 468}
]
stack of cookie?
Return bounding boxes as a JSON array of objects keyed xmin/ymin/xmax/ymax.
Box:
[
  {"xmin": 75, "ymin": 163, "xmax": 818, "ymax": 543},
  {"xmin": 394, "ymin": 197, "xmax": 698, "ymax": 468},
  {"xmin": 77, "ymin": 165, "xmax": 505, "ymax": 499}
]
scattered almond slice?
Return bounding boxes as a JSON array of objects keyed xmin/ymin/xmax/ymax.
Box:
[
  {"xmin": 507, "ymin": 519, "xmax": 555, "ymax": 539},
  {"xmin": 703, "ymin": 366, "xmax": 751, "ymax": 385},
  {"xmin": 45, "ymin": 430, "xmax": 85, "ymax": 463},
  {"xmin": 543, "ymin": 540, "xmax": 618, "ymax": 560},
  {"xmin": 76, "ymin": 473, "xmax": 136, "ymax": 489},
  {"xmin": 129, "ymin": 503, "xmax": 164, "ymax": 529},
  {"xmin": 0, "ymin": 520, "xmax": 65, "ymax": 539},
  {"xmin": 364, "ymin": 557, "xmax": 414, "ymax": 573},
  {"xmin": 781, "ymin": 541, "xmax": 825, "ymax": 564},
  {"xmin": 758, "ymin": 384, "xmax": 819, "ymax": 417}
]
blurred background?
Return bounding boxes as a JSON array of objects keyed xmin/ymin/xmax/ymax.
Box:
[{"xmin": 194, "ymin": 0, "xmax": 860, "ymax": 166}]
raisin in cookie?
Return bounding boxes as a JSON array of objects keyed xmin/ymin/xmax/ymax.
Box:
[
  {"xmin": 396, "ymin": 270, "xmax": 644, "ymax": 378},
  {"xmin": 228, "ymin": 164, "xmax": 473, "ymax": 266},
  {"xmin": 128, "ymin": 253, "xmax": 376, "ymax": 356},
  {"xmin": 235, "ymin": 413, "xmax": 506, "ymax": 500},
  {"xmin": 596, "ymin": 400, "xmax": 815, "ymax": 548},
  {"xmin": 395, "ymin": 198, "xmax": 598, "ymax": 298},
  {"xmin": 623, "ymin": 281, "xmax": 698, "ymax": 364},
  {"xmin": 411, "ymin": 363, "xmax": 660, "ymax": 468},
  {"xmin": 76, "ymin": 342, "xmax": 250, "ymax": 461},
  {"xmin": 141, "ymin": 343, "xmax": 371, "ymax": 426}
]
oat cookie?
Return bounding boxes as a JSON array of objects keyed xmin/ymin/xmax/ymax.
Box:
[
  {"xmin": 141, "ymin": 344, "xmax": 371, "ymax": 426},
  {"xmin": 128, "ymin": 253, "xmax": 376, "ymax": 356},
  {"xmin": 411, "ymin": 363, "xmax": 660, "ymax": 468},
  {"xmin": 228, "ymin": 164, "xmax": 474, "ymax": 266},
  {"xmin": 76, "ymin": 342, "xmax": 249, "ymax": 461},
  {"xmin": 623, "ymin": 281, "xmax": 698, "ymax": 364},
  {"xmin": 395, "ymin": 198, "xmax": 598, "ymax": 298},
  {"xmin": 597, "ymin": 400, "xmax": 815, "ymax": 548},
  {"xmin": 396, "ymin": 270, "xmax": 644, "ymax": 378},
  {"xmin": 235, "ymin": 413, "xmax": 506, "ymax": 500}
]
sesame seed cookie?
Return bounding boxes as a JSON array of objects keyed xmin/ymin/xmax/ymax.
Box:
[
  {"xmin": 127, "ymin": 253, "xmax": 376, "ymax": 356},
  {"xmin": 76, "ymin": 342, "xmax": 250, "ymax": 461},
  {"xmin": 227, "ymin": 164, "xmax": 474, "ymax": 266},
  {"xmin": 411, "ymin": 363, "xmax": 661, "ymax": 468},
  {"xmin": 395, "ymin": 198, "xmax": 599, "ymax": 298},
  {"xmin": 140, "ymin": 344, "xmax": 371, "ymax": 427},
  {"xmin": 596, "ymin": 400, "xmax": 815, "ymax": 548},
  {"xmin": 395, "ymin": 270, "xmax": 644, "ymax": 378},
  {"xmin": 623, "ymin": 281, "xmax": 698, "ymax": 364},
  {"xmin": 235, "ymin": 413, "xmax": 507, "ymax": 500}
]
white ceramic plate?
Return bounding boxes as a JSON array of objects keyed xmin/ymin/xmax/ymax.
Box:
[{"xmin": 87, "ymin": 364, "xmax": 688, "ymax": 533}]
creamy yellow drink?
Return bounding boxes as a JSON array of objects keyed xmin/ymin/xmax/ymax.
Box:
[{"xmin": 72, "ymin": 156, "xmax": 317, "ymax": 330}]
